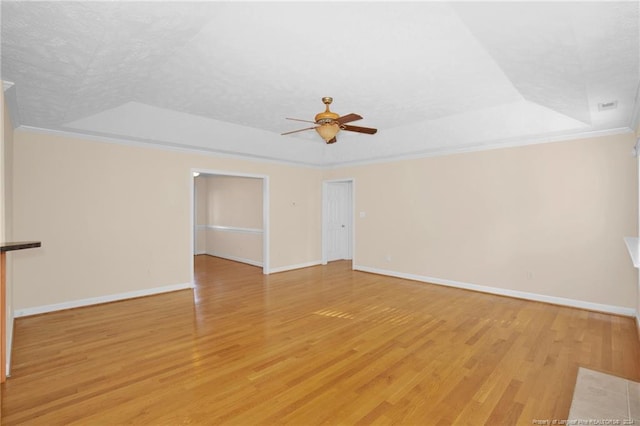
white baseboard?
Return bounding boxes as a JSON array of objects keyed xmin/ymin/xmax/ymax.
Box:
[
  {"xmin": 353, "ymin": 265, "xmax": 637, "ymax": 317},
  {"xmin": 14, "ymin": 282, "xmax": 195, "ymax": 318},
  {"xmin": 270, "ymin": 260, "xmax": 323, "ymax": 274},
  {"xmin": 194, "ymin": 250, "xmax": 206, "ymax": 255},
  {"xmin": 206, "ymin": 251, "xmax": 263, "ymax": 268},
  {"xmin": 6, "ymin": 317, "xmax": 14, "ymax": 378}
]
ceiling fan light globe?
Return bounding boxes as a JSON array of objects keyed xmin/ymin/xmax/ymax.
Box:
[{"xmin": 316, "ymin": 123, "xmax": 340, "ymax": 142}]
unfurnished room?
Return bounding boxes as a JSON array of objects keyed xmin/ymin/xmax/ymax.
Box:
[{"xmin": 0, "ymin": 1, "xmax": 639, "ymax": 424}]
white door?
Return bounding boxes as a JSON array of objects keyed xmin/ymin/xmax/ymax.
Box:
[{"xmin": 325, "ymin": 181, "xmax": 352, "ymax": 262}]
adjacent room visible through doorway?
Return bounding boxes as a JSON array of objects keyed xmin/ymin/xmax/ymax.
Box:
[{"xmin": 191, "ymin": 170, "xmax": 269, "ymax": 278}]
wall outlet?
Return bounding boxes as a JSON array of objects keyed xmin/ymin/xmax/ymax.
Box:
[{"xmin": 385, "ymin": 254, "xmax": 392, "ymax": 262}]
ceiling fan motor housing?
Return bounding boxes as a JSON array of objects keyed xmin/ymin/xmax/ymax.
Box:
[{"xmin": 315, "ymin": 97, "xmax": 340, "ymax": 123}]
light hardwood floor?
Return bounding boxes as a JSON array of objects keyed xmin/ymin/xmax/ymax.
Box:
[{"xmin": 2, "ymin": 256, "xmax": 639, "ymax": 425}]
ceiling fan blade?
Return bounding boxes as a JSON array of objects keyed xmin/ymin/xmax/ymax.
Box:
[
  {"xmin": 336, "ymin": 113, "xmax": 363, "ymax": 124},
  {"xmin": 326, "ymin": 136, "xmax": 337, "ymax": 144},
  {"xmin": 341, "ymin": 124, "xmax": 378, "ymax": 135},
  {"xmin": 286, "ymin": 117, "xmax": 317, "ymax": 124},
  {"xmin": 281, "ymin": 126, "xmax": 317, "ymax": 136}
]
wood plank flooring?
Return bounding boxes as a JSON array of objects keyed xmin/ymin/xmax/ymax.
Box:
[{"xmin": 2, "ymin": 256, "xmax": 639, "ymax": 425}]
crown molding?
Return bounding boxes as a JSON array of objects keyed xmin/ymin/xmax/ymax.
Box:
[
  {"xmin": 15, "ymin": 125, "xmax": 325, "ymax": 169},
  {"xmin": 323, "ymin": 127, "xmax": 634, "ymax": 168},
  {"xmin": 15, "ymin": 124, "xmax": 634, "ymax": 170}
]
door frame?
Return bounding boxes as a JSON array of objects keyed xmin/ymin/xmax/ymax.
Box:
[
  {"xmin": 322, "ymin": 178, "xmax": 355, "ymax": 265},
  {"xmin": 190, "ymin": 168, "xmax": 270, "ymax": 279}
]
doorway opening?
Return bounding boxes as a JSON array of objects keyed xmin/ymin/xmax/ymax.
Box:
[
  {"xmin": 322, "ymin": 179, "xmax": 354, "ymax": 265},
  {"xmin": 190, "ymin": 169, "xmax": 269, "ymax": 285}
]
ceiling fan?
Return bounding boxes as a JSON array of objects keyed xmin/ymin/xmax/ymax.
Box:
[{"xmin": 281, "ymin": 97, "xmax": 377, "ymax": 144}]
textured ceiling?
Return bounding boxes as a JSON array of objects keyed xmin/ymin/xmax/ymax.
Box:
[{"xmin": 1, "ymin": 1, "xmax": 639, "ymax": 167}]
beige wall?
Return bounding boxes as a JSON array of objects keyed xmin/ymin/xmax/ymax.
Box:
[
  {"xmin": 325, "ymin": 133, "xmax": 638, "ymax": 309},
  {"xmin": 205, "ymin": 230, "xmax": 263, "ymax": 265},
  {"xmin": 207, "ymin": 175, "xmax": 263, "ymax": 229},
  {"xmin": 9, "ymin": 126, "xmax": 638, "ymax": 314},
  {"xmin": 12, "ymin": 130, "xmax": 323, "ymax": 311}
]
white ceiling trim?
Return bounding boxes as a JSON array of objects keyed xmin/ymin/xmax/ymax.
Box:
[
  {"xmin": 16, "ymin": 124, "xmax": 634, "ymax": 170},
  {"xmin": 15, "ymin": 125, "xmax": 326, "ymax": 169},
  {"xmin": 323, "ymin": 127, "xmax": 635, "ymax": 169}
]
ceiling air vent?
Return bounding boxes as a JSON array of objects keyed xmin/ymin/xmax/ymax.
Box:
[{"xmin": 598, "ymin": 100, "xmax": 618, "ymax": 111}]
